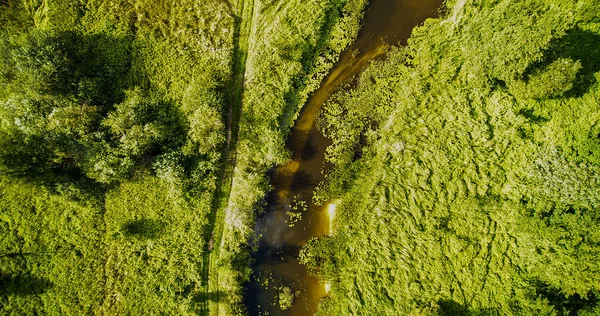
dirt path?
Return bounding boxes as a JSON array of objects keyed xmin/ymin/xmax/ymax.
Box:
[{"xmin": 202, "ymin": 0, "xmax": 255, "ymax": 314}]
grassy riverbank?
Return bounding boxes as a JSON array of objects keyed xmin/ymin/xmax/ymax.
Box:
[
  {"xmin": 214, "ymin": 0, "xmax": 369, "ymax": 314},
  {"xmin": 304, "ymin": 0, "xmax": 600, "ymax": 314}
]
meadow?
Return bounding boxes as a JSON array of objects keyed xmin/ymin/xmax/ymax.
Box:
[
  {"xmin": 1, "ymin": 0, "xmax": 233, "ymax": 313},
  {"xmin": 304, "ymin": 0, "xmax": 600, "ymax": 314},
  {"xmin": 3, "ymin": 0, "xmax": 597, "ymax": 314}
]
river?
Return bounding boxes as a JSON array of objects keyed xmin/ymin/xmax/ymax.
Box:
[{"xmin": 245, "ymin": 1, "xmax": 442, "ymax": 314}]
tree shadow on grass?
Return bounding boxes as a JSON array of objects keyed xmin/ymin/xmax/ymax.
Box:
[
  {"xmin": 122, "ymin": 219, "xmax": 166, "ymax": 239},
  {"xmin": 535, "ymin": 281, "xmax": 599, "ymax": 315},
  {"xmin": 437, "ymin": 299, "xmax": 501, "ymax": 316},
  {"xmin": 0, "ymin": 272, "xmax": 53, "ymax": 295},
  {"xmin": 527, "ymin": 27, "xmax": 600, "ymax": 98},
  {"xmin": 553, "ymin": 28, "xmax": 600, "ymax": 98},
  {"xmin": 438, "ymin": 299, "xmax": 471, "ymax": 316},
  {"xmin": 193, "ymin": 290, "xmax": 227, "ymax": 303}
]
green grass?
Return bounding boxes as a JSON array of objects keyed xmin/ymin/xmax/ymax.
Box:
[
  {"xmin": 201, "ymin": 0, "xmax": 256, "ymax": 313},
  {"xmin": 0, "ymin": 0, "xmax": 234, "ymax": 314},
  {"xmin": 0, "ymin": 0, "xmax": 371, "ymax": 314},
  {"xmin": 103, "ymin": 174, "xmax": 210, "ymax": 314},
  {"xmin": 0, "ymin": 179, "xmax": 105, "ymax": 314},
  {"xmin": 307, "ymin": 0, "xmax": 600, "ymax": 314}
]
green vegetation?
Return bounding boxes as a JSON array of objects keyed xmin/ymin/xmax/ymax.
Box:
[
  {"xmin": 0, "ymin": 0, "xmax": 370, "ymax": 314},
  {"xmin": 277, "ymin": 285, "xmax": 297, "ymax": 310},
  {"xmin": 287, "ymin": 195, "xmax": 308, "ymax": 227},
  {"xmin": 7, "ymin": 0, "xmax": 598, "ymax": 314},
  {"xmin": 304, "ymin": 0, "xmax": 600, "ymax": 314},
  {"xmin": 214, "ymin": 0, "xmax": 368, "ymax": 313},
  {"xmin": 0, "ymin": 0, "xmax": 233, "ymax": 313}
]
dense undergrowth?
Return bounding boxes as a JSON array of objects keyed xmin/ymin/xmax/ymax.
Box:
[
  {"xmin": 4, "ymin": 0, "xmax": 596, "ymax": 315},
  {"xmin": 303, "ymin": 0, "xmax": 600, "ymax": 314}
]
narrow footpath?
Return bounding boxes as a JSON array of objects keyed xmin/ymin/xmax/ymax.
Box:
[{"xmin": 202, "ymin": 0, "xmax": 255, "ymax": 314}]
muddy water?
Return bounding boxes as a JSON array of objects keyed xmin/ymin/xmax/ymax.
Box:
[{"xmin": 245, "ymin": 1, "xmax": 441, "ymax": 315}]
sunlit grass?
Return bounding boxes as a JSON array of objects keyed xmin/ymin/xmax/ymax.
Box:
[{"xmin": 327, "ymin": 201, "xmax": 338, "ymax": 235}]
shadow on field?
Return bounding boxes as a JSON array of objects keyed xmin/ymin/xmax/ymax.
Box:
[
  {"xmin": 437, "ymin": 299, "xmax": 470, "ymax": 316},
  {"xmin": 0, "ymin": 272, "xmax": 53, "ymax": 295},
  {"xmin": 193, "ymin": 290, "xmax": 227, "ymax": 303},
  {"xmin": 123, "ymin": 219, "xmax": 166, "ymax": 239},
  {"xmin": 437, "ymin": 299, "xmax": 502, "ymax": 316},
  {"xmin": 530, "ymin": 28, "xmax": 600, "ymax": 98},
  {"xmin": 534, "ymin": 281, "xmax": 599, "ymax": 315}
]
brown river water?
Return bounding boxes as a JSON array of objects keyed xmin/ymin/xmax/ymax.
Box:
[{"xmin": 245, "ymin": 1, "xmax": 442, "ymax": 315}]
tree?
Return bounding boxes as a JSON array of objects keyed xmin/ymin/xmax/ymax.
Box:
[
  {"xmin": 183, "ymin": 104, "xmax": 225, "ymax": 159},
  {"xmin": 514, "ymin": 58, "xmax": 582, "ymax": 99}
]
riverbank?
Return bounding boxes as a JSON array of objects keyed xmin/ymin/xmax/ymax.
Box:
[
  {"xmin": 304, "ymin": 0, "xmax": 600, "ymax": 314},
  {"xmin": 207, "ymin": 0, "xmax": 370, "ymax": 314},
  {"xmin": 245, "ymin": 1, "xmax": 442, "ymax": 315}
]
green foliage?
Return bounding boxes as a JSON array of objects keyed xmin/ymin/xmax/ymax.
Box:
[
  {"xmin": 522, "ymin": 58, "xmax": 582, "ymax": 99},
  {"xmin": 236, "ymin": 0, "xmax": 368, "ymax": 169},
  {"xmin": 309, "ymin": 0, "xmax": 600, "ymax": 315},
  {"xmin": 102, "ymin": 175, "xmax": 209, "ymax": 314},
  {"xmin": 0, "ymin": 0, "xmax": 370, "ymax": 313},
  {"xmin": 219, "ymin": 0, "xmax": 369, "ymax": 312},
  {"xmin": 184, "ymin": 103, "xmax": 225, "ymax": 159},
  {"xmin": 85, "ymin": 89, "xmax": 187, "ymax": 184},
  {"xmin": 300, "ymin": 236, "xmax": 343, "ymax": 278},
  {"xmin": 287, "ymin": 195, "xmax": 307, "ymax": 227},
  {"xmin": 0, "ymin": 179, "xmax": 105, "ymax": 314},
  {"xmin": 0, "ymin": 0, "xmax": 232, "ymax": 314},
  {"xmin": 278, "ymin": 286, "xmax": 296, "ymax": 310}
]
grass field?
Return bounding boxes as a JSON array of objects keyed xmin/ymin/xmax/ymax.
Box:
[{"xmin": 307, "ymin": 0, "xmax": 600, "ymax": 314}]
